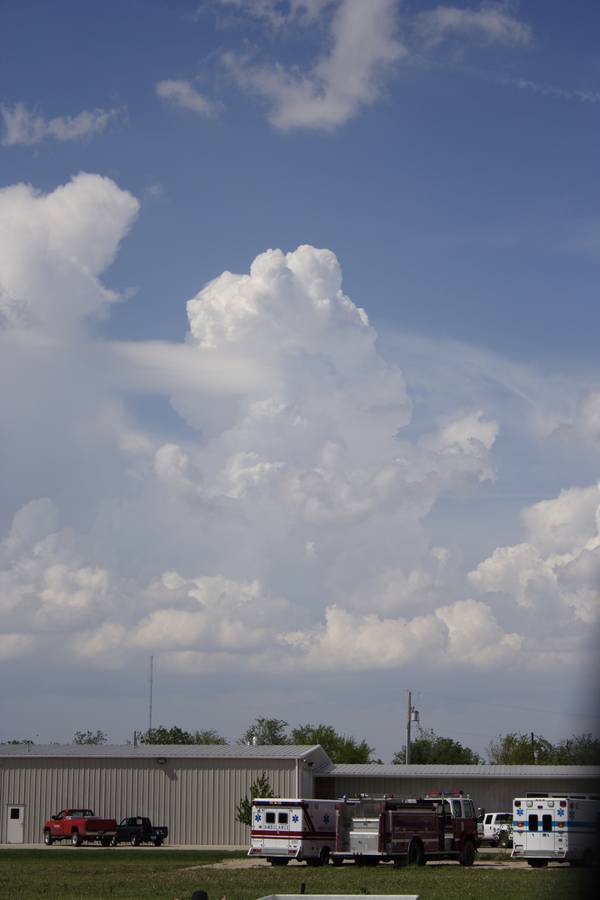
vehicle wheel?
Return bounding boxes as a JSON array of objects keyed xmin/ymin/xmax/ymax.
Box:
[
  {"xmin": 460, "ymin": 840, "xmax": 476, "ymax": 867},
  {"xmin": 527, "ymin": 859, "xmax": 548, "ymax": 868},
  {"xmin": 408, "ymin": 840, "xmax": 425, "ymax": 866},
  {"xmin": 268, "ymin": 857, "xmax": 289, "ymax": 866},
  {"xmin": 71, "ymin": 832, "xmax": 82, "ymax": 847},
  {"xmin": 101, "ymin": 836, "xmax": 111, "ymax": 847},
  {"xmin": 111, "ymin": 836, "xmax": 119, "ymax": 847},
  {"xmin": 331, "ymin": 856, "xmax": 344, "ymax": 866},
  {"xmin": 131, "ymin": 834, "xmax": 141, "ymax": 847},
  {"xmin": 581, "ymin": 849, "xmax": 594, "ymax": 868},
  {"xmin": 44, "ymin": 831, "xmax": 53, "ymax": 846},
  {"xmin": 154, "ymin": 838, "xmax": 163, "ymax": 847}
]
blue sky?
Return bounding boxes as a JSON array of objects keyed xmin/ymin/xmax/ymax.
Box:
[{"xmin": 0, "ymin": 0, "xmax": 599, "ymax": 759}]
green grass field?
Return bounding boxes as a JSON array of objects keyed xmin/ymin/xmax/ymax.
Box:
[{"xmin": 0, "ymin": 850, "xmax": 594, "ymax": 900}]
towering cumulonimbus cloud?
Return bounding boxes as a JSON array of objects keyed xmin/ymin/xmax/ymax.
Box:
[{"xmin": 0, "ymin": 173, "xmax": 595, "ymax": 687}]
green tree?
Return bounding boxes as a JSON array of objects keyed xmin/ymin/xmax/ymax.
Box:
[
  {"xmin": 140, "ymin": 725, "xmax": 227, "ymax": 745},
  {"xmin": 73, "ymin": 730, "xmax": 108, "ymax": 745},
  {"xmin": 488, "ymin": 732, "xmax": 554, "ymax": 764},
  {"xmin": 236, "ymin": 772, "xmax": 274, "ymax": 826},
  {"xmin": 239, "ymin": 717, "xmax": 289, "ymax": 745},
  {"xmin": 552, "ymin": 733, "xmax": 600, "ymax": 765},
  {"xmin": 393, "ymin": 729, "xmax": 482, "ymax": 764},
  {"xmin": 290, "ymin": 723, "xmax": 374, "ymax": 763}
]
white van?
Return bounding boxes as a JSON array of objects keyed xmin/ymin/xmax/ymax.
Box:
[
  {"xmin": 511, "ymin": 794, "xmax": 600, "ymax": 866},
  {"xmin": 481, "ymin": 812, "xmax": 512, "ymax": 844}
]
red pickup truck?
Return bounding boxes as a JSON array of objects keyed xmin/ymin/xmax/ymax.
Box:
[{"xmin": 43, "ymin": 808, "xmax": 117, "ymax": 846}]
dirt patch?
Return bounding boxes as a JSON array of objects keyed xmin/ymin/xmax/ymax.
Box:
[
  {"xmin": 187, "ymin": 856, "xmax": 554, "ymax": 872},
  {"xmin": 180, "ymin": 857, "xmax": 271, "ymax": 872}
]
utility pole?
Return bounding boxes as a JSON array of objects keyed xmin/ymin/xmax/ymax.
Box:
[
  {"xmin": 405, "ymin": 690, "xmax": 420, "ymax": 765},
  {"xmin": 148, "ymin": 655, "xmax": 154, "ymax": 735},
  {"xmin": 406, "ymin": 690, "xmax": 411, "ymax": 764}
]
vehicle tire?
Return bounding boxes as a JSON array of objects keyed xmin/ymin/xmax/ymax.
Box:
[
  {"xmin": 331, "ymin": 856, "xmax": 344, "ymax": 866},
  {"xmin": 268, "ymin": 857, "xmax": 289, "ymax": 866},
  {"xmin": 111, "ymin": 836, "xmax": 119, "ymax": 847},
  {"xmin": 71, "ymin": 832, "xmax": 82, "ymax": 847},
  {"xmin": 131, "ymin": 834, "xmax": 141, "ymax": 847},
  {"xmin": 460, "ymin": 840, "xmax": 476, "ymax": 867},
  {"xmin": 44, "ymin": 831, "xmax": 53, "ymax": 846},
  {"xmin": 527, "ymin": 859, "xmax": 548, "ymax": 868},
  {"xmin": 408, "ymin": 840, "xmax": 425, "ymax": 867},
  {"xmin": 154, "ymin": 838, "xmax": 163, "ymax": 847},
  {"xmin": 582, "ymin": 849, "xmax": 594, "ymax": 868},
  {"xmin": 101, "ymin": 836, "xmax": 111, "ymax": 847}
]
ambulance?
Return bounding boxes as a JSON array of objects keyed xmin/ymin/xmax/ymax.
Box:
[
  {"xmin": 511, "ymin": 793, "xmax": 599, "ymax": 867},
  {"xmin": 248, "ymin": 798, "xmax": 339, "ymax": 866}
]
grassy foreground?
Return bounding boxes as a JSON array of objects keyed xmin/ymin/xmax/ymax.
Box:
[{"xmin": 0, "ymin": 849, "xmax": 594, "ymax": 900}]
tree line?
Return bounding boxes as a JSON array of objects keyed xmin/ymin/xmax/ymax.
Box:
[{"xmin": 3, "ymin": 720, "xmax": 598, "ymax": 764}]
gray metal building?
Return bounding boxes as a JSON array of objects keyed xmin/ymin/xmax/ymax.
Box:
[
  {"xmin": 1, "ymin": 744, "xmax": 598, "ymax": 845},
  {"xmin": 0, "ymin": 743, "xmax": 328, "ymax": 846},
  {"xmin": 314, "ymin": 763, "xmax": 600, "ymax": 813}
]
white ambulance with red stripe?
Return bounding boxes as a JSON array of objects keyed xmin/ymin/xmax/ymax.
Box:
[
  {"xmin": 511, "ymin": 793, "xmax": 600, "ymax": 867},
  {"xmin": 248, "ymin": 798, "xmax": 338, "ymax": 866}
]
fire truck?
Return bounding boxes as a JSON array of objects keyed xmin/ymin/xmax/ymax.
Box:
[
  {"xmin": 248, "ymin": 798, "xmax": 339, "ymax": 866},
  {"xmin": 511, "ymin": 793, "xmax": 600, "ymax": 867},
  {"xmin": 331, "ymin": 790, "xmax": 479, "ymax": 866}
]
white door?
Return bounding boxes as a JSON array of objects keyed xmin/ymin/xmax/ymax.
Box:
[{"xmin": 7, "ymin": 805, "xmax": 25, "ymax": 843}]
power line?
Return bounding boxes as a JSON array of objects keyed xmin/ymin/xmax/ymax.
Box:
[{"xmin": 417, "ymin": 689, "xmax": 600, "ymax": 721}]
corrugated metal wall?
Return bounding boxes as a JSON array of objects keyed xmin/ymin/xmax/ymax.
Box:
[
  {"xmin": 0, "ymin": 757, "xmax": 299, "ymax": 845},
  {"xmin": 318, "ymin": 775, "xmax": 599, "ymax": 813}
]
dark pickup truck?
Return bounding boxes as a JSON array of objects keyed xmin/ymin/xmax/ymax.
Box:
[{"xmin": 113, "ymin": 816, "xmax": 168, "ymax": 846}]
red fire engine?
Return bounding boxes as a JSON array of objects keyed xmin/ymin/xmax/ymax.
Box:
[{"xmin": 331, "ymin": 789, "xmax": 479, "ymax": 866}]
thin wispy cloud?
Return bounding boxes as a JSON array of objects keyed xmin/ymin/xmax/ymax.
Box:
[
  {"xmin": 216, "ymin": 0, "xmax": 334, "ymax": 28},
  {"xmin": 225, "ymin": 0, "xmax": 405, "ymax": 131},
  {"xmin": 0, "ymin": 103, "xmax": 120, "ymax": 146},
  {"xmin": 498, "ymin": 74, "xmax": 600, "ymax": 105},
  {"xmin": 155, "ymin": 79, "xmax": 215, "ymax": 116},
  {"xmin": 415, "ymin": 3, "xmax": 531, "ymax": 47}
]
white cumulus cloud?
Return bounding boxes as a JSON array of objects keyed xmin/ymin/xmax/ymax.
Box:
[
  {"xmin": 0, "ymin": 173, "xmax": 139, "ymax": 331},
  {"xmin": 470, "ymin": 483, "xmax": 600, "ymax": 624}
]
